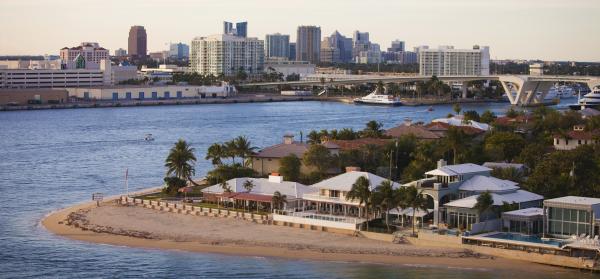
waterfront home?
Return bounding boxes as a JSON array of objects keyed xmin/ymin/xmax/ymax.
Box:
[
  {"xmin": 501, "ymin": 207, "xmax": 544, "ymax": 235},
  {"xmin": 403, "ymin": 159, "xmax": 493, "ymax": 226},
  {"xmin": 543, "ymin": 196, "xmax": 600, "ymax": 239},
  {"xmin": 201, "ymin": 174, "xmax": 310, "ymax": 211},
  {"xmin": 553, "ymin": 125, "xmax": 600, "ymax": 151},
  {"xmin": 425, "ymin": 122, "xmax": 486, "ymax": 138},
  {"xmin": 271, "ymin": 168, "xmax": 400, "ymax": 231},
  {"xmin": 431, "ymin": 115, "xmax": 490, "ymax": 131},
  {"xmin": 385, "ymin": 122, "xmax": 442, "ymax": 141},
  {"xmin": 324, "ymin": 137, "xmax": 390, "ymax": 151},
  {"xmin": 251, "ymin": 135, "xmax": 339, "ymax": 176},
  {"xmin": 493, "ymin": 114, "xmax": 534, "ymax": 133}
]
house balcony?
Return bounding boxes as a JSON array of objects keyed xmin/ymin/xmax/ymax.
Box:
[{"xmin": 302, "ymin": 193, "xmax": 360, "ymax": 206}]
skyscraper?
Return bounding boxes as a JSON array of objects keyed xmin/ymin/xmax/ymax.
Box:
[
  {"xmin": 296, "ymin": 26, "xmax": 321, "ymax": 64},
  {"xmin": 352, "ymin": 31, "xmax": 370, "ymax": 59},
  {"xmin": 325, "ymin": 31, "xmax": 352, "ymax": 63},
  {"xmin": 169, "ymin": 42, "xmax": 190, "ymax": 59},
  {"xmin": 223, "ymin": 21, "xmax": 247, "ymax": 38},
  {"xmin": 288, "ymin": 43, "xmax": 297, "ymax": 61},
  {"xmin": 128, "ymin": 26, "xmax": 147, "ymax": 58},
  {"xmin": 190, "ymin": 34, "xmax": 264, "ymax": 76},
  {"xmin": 265, "ymin": 33, "xmax": 290, "ymax": 59},
  {"xmin": 389, "ymin": 40, "xmax": 405, "ymax": 52}
]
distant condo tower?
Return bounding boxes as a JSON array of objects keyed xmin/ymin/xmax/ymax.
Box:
[
  {"xmin": 223, "ymin": 21, "xmax": 247, "ymax": 38},
  {"xmin": 128, "ymin": 26, "xmax": 147, "ymax": 58},
  {"xmin": 296, "ymin": 26, "xmax": 321, "ymax": 64}
]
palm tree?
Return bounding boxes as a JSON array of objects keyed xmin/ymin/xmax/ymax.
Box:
[
  {"xmin": 372, "ymin": 180, "xmax": 397, "ymax": 232},
  {"xmin": 243, "ymin": 179, "xmax": 255, "ymax": 192},
  {"xmin": 401, "ymin": 186, "xmax": 428, "ymax": 236},
  {"xmin": 363, "ymin": 120, "xmax": 384, "ymax": 138},
  {"xmin": 307, "ymin": 130, "xmax": 320, "ymax": 144},
  {"xmin": 205, "ymin": 143, "xmax": 225, "ymax": 166},
  {"xmin": 234, "ymin": 136, "xmax": 257, "ymax": 167},
  {"xmin": 165, "ymin": 139, "xmax": 197, "ymax": 183},
  {"xmin": 453, "ymin": 103, "xmax": 462, "ymax": 115},
  {"xmin": 444, "ymin": 126, "xmax": 468, "ymax": 164},
  {"xmin": 346, "ymin": 176, "xmax": 372, "ymax": 230},
  {"xmin": 224, "ymin": 140, "xmax": 237, "ymax": 164},
  {"xmin": 272, "ymin": 191, "xmax": 287, "ymax": 211},
  {"xmin": 474, "ymin": 191, "xmax": 495, "ymax": 232}
]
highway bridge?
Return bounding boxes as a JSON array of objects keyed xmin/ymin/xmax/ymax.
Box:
[{"xmin": 239, "ymin": 75, "xmax": 600, "ymax": 106}]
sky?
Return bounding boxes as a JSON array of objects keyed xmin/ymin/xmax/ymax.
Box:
[{"xmin": 0, "ymin": 0, "xmax": 599, "ymax": 61}]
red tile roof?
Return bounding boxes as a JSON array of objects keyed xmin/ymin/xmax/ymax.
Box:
[
  {"xmin": 385, "ymin": 125, "xmax": 441, "ymax": 140},
  {"xmin": 253, "ymin": 142, "xmax": 309, "ymax": 158},
  {"xmin": 494, "ymin": 115, "xmax": 534, "ymax": 126},
  {"xmin": 327, "ymin": 138, "xmax": 390, "ymax": 151},
  {"xmin": 425, "ymin": 122, "xmax": 485, "ymax": 136},
  {"xmin": 558, "ymin": 130, "xmax": 600, "ymax": 140}
]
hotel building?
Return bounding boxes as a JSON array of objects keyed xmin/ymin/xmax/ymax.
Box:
[
  {"xmin": 296, "ymin": 26, "xmax": 321, "ymax": 64},
  {"xmin": 419, "ymin": 45, "xmax": 490, "ymax": 76},
  {"xmin": 265, "ymin": 33, "xmax": 290, "ymax": 59},
  {"xmin": 190, "ymin": 34, "xmax": 264, "ymax": 76},
  {"xmin": 60, "ymin": 42, "xmax": 110, "ymax": 65}
]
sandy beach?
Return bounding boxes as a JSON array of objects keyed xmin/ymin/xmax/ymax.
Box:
[{"xmin": 41, "ymin": 200, "xmax": 576, "ymax": 274}]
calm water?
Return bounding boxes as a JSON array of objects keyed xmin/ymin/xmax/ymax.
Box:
[{"xmin": 0, "ymin": 101, "xmax": 589, "ymax": 278}]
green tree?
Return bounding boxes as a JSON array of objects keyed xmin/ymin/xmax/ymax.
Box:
[
  {"xmin": 400, "ymin": 186, "xmax": 429, "ymax": 236},
  {"xmin": 303, "ymin": 144, "xmax": 335, "ymax": 174},
  {"xmin": 346, "ymin": 176, "xmax": 373, "ymax": 230},
  {"xmin": 233, "ymin": 136, "xmax": 257, "ymax": 167},
  {"xmin": 480, "ymin": 110, "xmax": 496, "ymax": 124},
  {"xmin": 165, "ymin": 139, "xmax": 197, "ymax": 182},
  {"xmin": 474, "ymin": 191, "xmax": 495, "ymax": 232},
  {"xmin": 516, "ymin": 143, "xmax": 547, "ymax": 169},
  {"xmin": 463, "ymin": 110, "xmax": 480, "ymax": 122},
  {"xmin": 484, "ymin": 132, "xmax": 526, "ymax": 162},
  {"xmin": 206, "ymin": 163, "xmax": 256, "ymax": 185},
  {"xmin": 444, "ymin": 127, "xmax": 469, "ymax": 164},
  {"xmin": 362, "ymin": 120, "xmax": 384, "ymax": 138},
  {"xmin": 272, "ymin": 191, "xmax": 287, "ymax": 211},
  {"xmin": 278, "ymin": 154, "xmax": 301, "ymax": 182},
  {"xmin": 162, "ymin": 176, "xmax": 187, "ymax": 195},
  {"xmin": 491, "ymin": 167, "xmax": 524, "ymax": 184},
  {"xmin": 372, "ymin": 180, "xmax": 397, "ymax": 232},
  {"xmin": 205, "ymin": 143, "xmax": 225, "ymax": 166},
  {"xmin": 243, "ymin": 179, "xmax": 255, "ymax": 192},
  {"xmin": 307, "ymin": 130, "xmax": 321, "ymax": 144},
  {"xmin": 452, "ymin": 103, "xmax": 462, "ymax": 115}
]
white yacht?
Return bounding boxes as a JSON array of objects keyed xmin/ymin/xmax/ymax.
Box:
[
  {"xmin": 353, "ymin": 88, "xmax": 402, "ymax": 106},
  {"xmin": 144, "ymin": 134, "xmax": 155, "ymax": 141},
  {"xmin": 570, "ymin": 87, "xmax": 600, "ymax": 110}
]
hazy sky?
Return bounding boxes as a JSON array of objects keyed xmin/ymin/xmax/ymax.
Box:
[{"xmin": 1, "ymin": 0, "xmax": 599, "ymax": 61}]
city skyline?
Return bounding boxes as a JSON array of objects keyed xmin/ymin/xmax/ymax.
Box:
[{"xmin": 0, "ymin": 0, "xmax": 599, "ymax": 62}]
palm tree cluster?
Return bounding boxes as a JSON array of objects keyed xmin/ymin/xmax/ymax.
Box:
[
  {"xmin": 164, "ymin": 139, "xmax": 202, "ymax": 194},
  {"xmin": 347, "ymin": 177, "xmax": 428, "ymax": 235},
  {"xmin": 415, "ymin": 76, "xmax": 452, "ymax": 99},
  {"xmin": 205, "ymin": 136, "xmax": 257, "ymax": 167}
]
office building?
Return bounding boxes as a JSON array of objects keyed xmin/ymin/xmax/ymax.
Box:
[
  {"xmin": 169, "ymin": 43, "xmax": 190, "ymax": 59},
  {"xmin": 296, "ymin": 26, "xmax": 321, "ymax": 64},
  {"xmin": 223, "ymin": 21, "xmax": 247, "ymax": 38},
  {"xmin": 389, "ymin": 40, "xmax": 405, "ymax": 52},
  {"xmin": 323, "ymin": 31, "xmax": 352, "ymax": 63},
  {"xmin": 0, "ymin": 60, "xmax": 138, "ymax": 89},
  {"xmin": 320, "ymin": 39, "xmax": 340, "ymax": 63},
  {"xmin": 128, "ymin": 26, "xmax": 147, "ymax": 58},
  {"xmin": 352, "ymin": 31, "xmax": 370, "ymax": 59},
  {"xmin": 419, "ymin": 45, "xmax": 490, "ymax": 76},
  {"xmin": 114, "ymin": 48, "xmax": 127, "ymax": 57},
  {"xmin": 60, "ymin": 42, "xmax": 110, "ymax": 65},
  {"xmin": 190, "ymin": 34, "xmax": 264, "ymax": 76},
  {"xmin": 265, "ymin": 33, "xmax": 290, "ymax": 59},
  {"xmin": 289, "ymin": 43, "xmax": 297, "ymax": 61},
  {"xmin": 384, "ymin": 40, "xmax": 416, "ymax": 64}
]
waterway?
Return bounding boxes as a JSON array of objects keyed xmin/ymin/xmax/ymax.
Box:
[{"xmin": 0, "ymin": 101, "xmax": 591, "ymax": 278}]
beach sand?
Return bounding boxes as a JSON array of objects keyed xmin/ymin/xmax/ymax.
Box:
[{"xmin": 42, "ymin": 201, "xmax": 570, "ymax": 273}]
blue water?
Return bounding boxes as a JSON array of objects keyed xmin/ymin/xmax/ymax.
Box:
[
  {"xmin": 0, "ymin": 101, "xmax": 589, "ymax": 278},
  {"xmin": 485, "ymin": 233, "xmax": 563, "ymax": 247}
]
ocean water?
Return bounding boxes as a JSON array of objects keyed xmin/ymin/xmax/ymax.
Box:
[{"xmin": 0, "ymin": 101, "xmax": 591, "ymax": 278}]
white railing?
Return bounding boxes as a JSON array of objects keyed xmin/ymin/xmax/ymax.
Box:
[
  {"xmin": 274, "ymin": 209, "xmax": 363, "ymax": 224},
  {"xmin": 302, "ymin": 193, "xmax": 359, "ymax": 205}
]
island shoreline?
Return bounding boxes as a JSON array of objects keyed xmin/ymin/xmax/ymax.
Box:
[{"xmin": 41, "ymin": 196, "xmax": 571, "ymax": 274}]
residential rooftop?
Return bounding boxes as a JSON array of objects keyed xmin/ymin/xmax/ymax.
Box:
[{"xmin": 425, "ymin": 163, "xmax": 491, "ymax": 177}]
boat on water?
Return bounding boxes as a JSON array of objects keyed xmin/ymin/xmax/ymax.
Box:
[
  {"xmin": 569, "ymin": 87, "xmax": 600, "ymax": 110},
  {"xmin": 353, "ymin": 88, "xmax": 402, "ymax": 106},
  {"xmin": 144, "ymin": 134, "xmax": 155, "ymax": 141}
]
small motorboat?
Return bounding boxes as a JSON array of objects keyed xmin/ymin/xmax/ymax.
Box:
[
  {"xmin": 427, "ymin": 106, "xmax": 434, "ymax": 112},
  {"xmin": 144, "ymin": 134, "xmax": 155, "ymax": 141}
]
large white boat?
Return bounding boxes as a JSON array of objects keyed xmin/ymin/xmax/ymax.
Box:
[
  {"xmin": 353, "ymin": 88, "xmax": 402, "ymax": 106},
  {"xmin": 570, "ymin": 87, "xmax": 600, "ymax": 110}
]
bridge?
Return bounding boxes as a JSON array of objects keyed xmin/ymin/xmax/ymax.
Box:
[{"xmin": 239, "ymin": 75, "xmax": 600, "ymax": 106}]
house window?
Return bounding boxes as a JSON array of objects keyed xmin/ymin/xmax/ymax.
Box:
[{"xmin": 329, "ymin": 190, "xmax": 340, "ymax": 198}]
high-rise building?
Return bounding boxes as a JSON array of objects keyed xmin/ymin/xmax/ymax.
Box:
[
  {"xmin": 288, "ymin": 43, "xmax": 296, "ymax": 61},
  {"xmin": 320, "ymin": 39, "xmax": 340, "ymax": 63},
  {"xmin": 296, "ymin": 26, "xmax": 321, "ymax": 64},
  {"xmin": 114, "ymin": 48, "xmax": 127, "ymax": 57},
  {"xmin": 419, "ymin": 45, "xmax": 490, "ymax": 76},
  {"xmin": 352, "ymin": 31, "xmax": 370, "ymax": 59},
  {"xmin": 60, "ymin": 42, "xmax": 109, "ymax": 65},
  {"xmin": 128, "ymin": 26, "xmax": 147, "ymax": 58},
  {"xmin": 223, "ymin": 21, "xmax": 247, "ymax": 38},
  {"xmin": 388, "ymin": 40, "xmax": 405, "ymax": 52},
  {"xmin": 324, "ymin": 31, "xmax": 352, "ymax": 63},
  {"xmin": 169, "ymin": 42, "xmax": 190, "ymax": 59},
  {"xmin": 190, "ymin": 34, "xmax": 264, "ymax": 76},
  {"xmin": 265, "ymin": 33, "xmax": 290, "ymax": 59}
]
